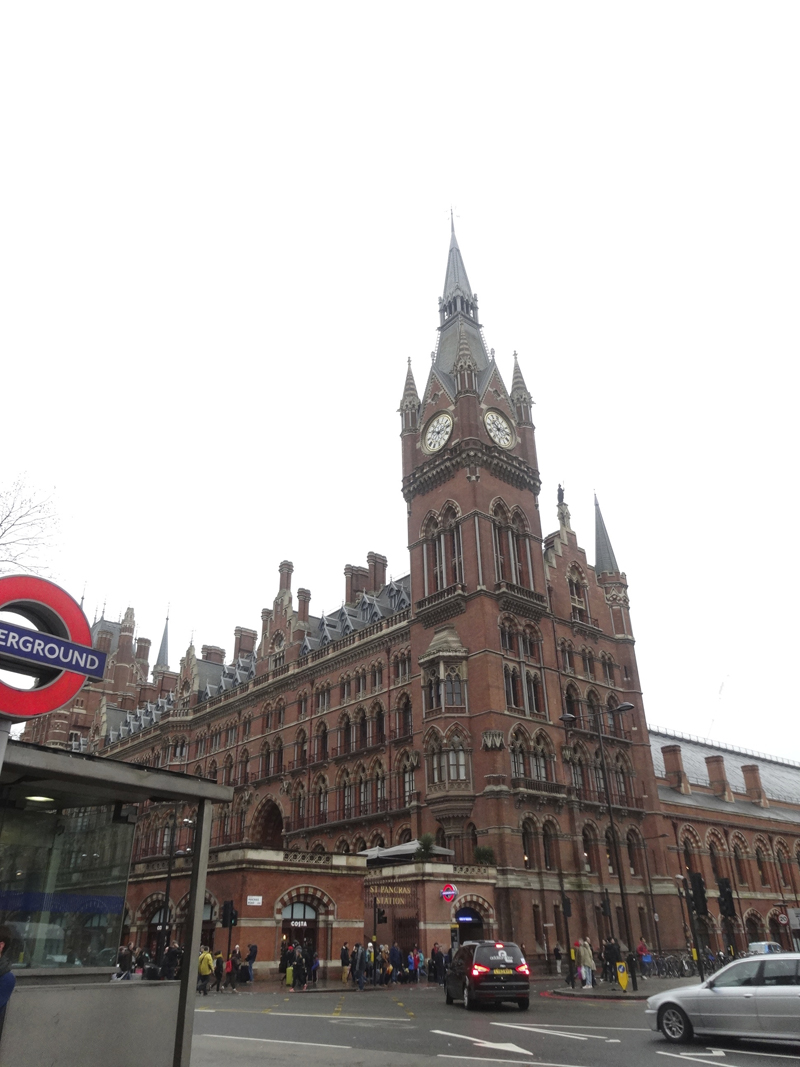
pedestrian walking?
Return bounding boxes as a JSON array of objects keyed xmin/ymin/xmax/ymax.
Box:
[
  {"xmin": 553, "ymin": 943, "xmax": 562, "ymax": 975},
  {"xmin": 223, "ymin": 944, "xmax": 241, "ymax": 993},
  {"xmin": 196, "ymin": 945, "xmax": 214, "ymax": 995},
  {"xmin": 352, "ymin": 940, "xmax": 366, "ymax": 991},
  {"xmin": 246, "ymin": 943, "xmax": 257, "ymax": 983},
  {"xmin": 389, "ymin": 941, "xmax": 402, "ymax": 983},
  {"xmin": 340, "ymin": 941, "xmax": 350, "ymax": 984},
  {"xmin": 576, "ymin": 939, "xmax": 593, "ymax": 988},
  {"xmin": 212, "ymin": 951, "xmax": 224, "ymax": 993}
]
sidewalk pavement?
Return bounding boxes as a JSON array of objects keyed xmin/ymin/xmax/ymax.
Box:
[{"xmin": 547, "ymin": 974, "xmax": 704, "ymax": 1000}]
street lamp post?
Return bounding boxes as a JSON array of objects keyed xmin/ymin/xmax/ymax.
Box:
[
  {"xmin": 155, "ymin": 814, "xmax": 195, "ymax": 968},
  {"xmin": 561, "ymin": 700, "xmax": 638, "ymax": 991},
  {"xmin": 641, "ymin": 833, "xmax": 668, "ymax": 955}
]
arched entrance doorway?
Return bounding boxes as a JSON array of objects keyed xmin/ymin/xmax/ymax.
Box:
[
  {"xmin": 148, "ymin": 906, "xmax": 171, "ymax": 958},
  {"xmin": 745, "ymin": 913, "xmax": 764, "ymax": 945},
  {"xmin": 252, "ymin": 797, "xmax": 284, "ymax": 848},
  {"xmin": 282, "ymin": 902, "xmax": 318, "ymax": 957},
  {"xmin": 455, "ymin": 906, "xmax": 484, "ymax": 944}
]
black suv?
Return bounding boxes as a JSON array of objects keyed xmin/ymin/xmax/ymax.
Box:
[{"xmin": 445, "ymin": 940, "xmax": 530, "ymax": 1010}]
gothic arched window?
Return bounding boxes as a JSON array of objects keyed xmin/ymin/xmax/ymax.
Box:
[
  {"xmin": 491, "ymin": 503, "xmax": 510, "ymax": 582},
  {"xmin": 526, "ymin": 672, "xmax": 542, "ymax": 715},
  {"xmin": 445, "ymin": 667, "xmax": 463, "ymax": 707},
  {"xmin": 448, "ymin": 737, "xmax": 467, "ymax": 781}
]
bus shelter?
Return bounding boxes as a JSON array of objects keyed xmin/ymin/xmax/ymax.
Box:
[{"xmin": 0, "ymin": 739, "xmax": 232, "ymax": 1067}]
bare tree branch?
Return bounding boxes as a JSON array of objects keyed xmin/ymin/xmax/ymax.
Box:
[{"xmin": 0, "ymin": 475, "xmax": 58, "ymax": 576}]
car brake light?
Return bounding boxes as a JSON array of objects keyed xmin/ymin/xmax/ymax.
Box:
[
  {"xmin": 495, "ymin": 943, "xmax": 504, "ymax": 949},
  {"xmin": 471, "ymin": 964, "xmax": 491, "ymax": 976},
  {"xmin": 515, "ymin": 963, "xmax": 530, "ymax": 975}
]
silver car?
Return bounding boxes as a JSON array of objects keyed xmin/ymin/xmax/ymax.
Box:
[{"xmin": 646, "ymin": 952, "xmax": 800, "ymax": 1044}]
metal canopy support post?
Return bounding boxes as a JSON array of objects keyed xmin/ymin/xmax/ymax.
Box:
[{"xmin": 173, "ymin": 797, "xmax": 212, "ymax": 1067}]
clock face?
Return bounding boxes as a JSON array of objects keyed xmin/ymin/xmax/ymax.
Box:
[
  {"xmin": 425, "ymin": 412, "xmax": 453, "ymax": 452},
  {"xmin": 485, "ymin": 410, "xmax": 513, "ymax": 448}
]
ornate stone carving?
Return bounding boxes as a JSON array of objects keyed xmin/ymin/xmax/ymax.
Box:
[{"xmin": 482, "ymin": 730, "xmax": 505, "ymax": 751}]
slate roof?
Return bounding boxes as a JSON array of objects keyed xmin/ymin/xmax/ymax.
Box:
[
  {"xmin": 91, "ymin": 617, "xmax": 121, "ymax": 655},
  {"xmin": 650, "ymin": 726, "xmax": 800, "ymax": 806},
  {"xmin": 300, "ymin": 577, "xmax": 411, "ymax": 655}
]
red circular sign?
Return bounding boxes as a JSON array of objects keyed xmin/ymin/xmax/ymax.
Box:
[
  {"xmin": 441, "ymin": 883, "xmax": 458, "ymax": 902},
  {"xmin": 0, "ymin": 575, "xmax": 91, "ymax": 720}
]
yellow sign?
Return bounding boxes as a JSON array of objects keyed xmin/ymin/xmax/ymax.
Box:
[{"xmin": 616, "ymin": 961, "xmax": 629, "ymax": 991}]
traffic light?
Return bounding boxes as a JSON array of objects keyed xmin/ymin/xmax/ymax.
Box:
[
  {"xmin": 600, "ymin": 896, "xmax": 611, "ymax": 918},
  {"xmin": 690, "ymin": 872, "xmax": 708, "ymax": 916},
  {"xmin": 231, "ymin": 907, "xmax": 238, "ymax": 927},
  {"xmin": 561, "ymin": 894, "xmax": 572, "ymax": 918},
  {"xmin": 222, "ymin": 899, "xmax": 235, "ymax": 928},
  {"xmin": 718, "ymin": 877, "xmax": 736, "ymax": 918},
  {"xmin": 376, "ymin": 908, "xmax": 388, "ymax": 925}
]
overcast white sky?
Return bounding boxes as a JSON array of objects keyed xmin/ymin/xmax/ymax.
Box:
[{"xmin": 2, "ymin": 3, "xmax": 798, "ymax": 759}]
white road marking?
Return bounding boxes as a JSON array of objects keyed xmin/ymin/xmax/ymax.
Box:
[
  {"xmin": 431, "ymin": 1029, "xmax": 530, "ymax": 1055},
  {"xmin": 200, "ymin": 1035, "xmax": 351, "ymax": 1050},
  {"xmin": 684, "ymin": 1053, "xmax": 725, "ymax": 1059},
  {"xmin": 490, "ymin": 1023, "xmax": 587, "ymax": 1041},
  {"xmin": 492, "ymin": 1022, "xmax": 622, "ymax": 1044},
  {"xmin": 527, "ymin": 1024, "xmax": 650, "ymax": 1031},
  {"xmin": 657, "ymin": 1053, "xmax": 732, "ymax": 1066},
  {"xmin": 708, "ymin": 1052, "xmax": 800, "ymax": 1062},
  {"xmin": 438, "ymin": 1057, "xmax": 595, "ymax": 1067}
]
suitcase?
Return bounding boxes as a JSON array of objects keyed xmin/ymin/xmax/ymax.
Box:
[
  {"xmin": 238, "ymin": 963, "xmax": 250, "ymax": 983},
  {"xmin": 285, "ymin": 964, "xmax": 293, "ymax": 986}
]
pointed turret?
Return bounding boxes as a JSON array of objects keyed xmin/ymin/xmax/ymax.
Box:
[
  {"xmin": 594, "ymin": 495, "xmax": 620, "ymax": 575},
  {"xmin": 510, "ymin": 351, "xmax": 533, "ymax": 424},
  {"xmin": 154, "ymin": 613, "xmax": 169, "ymax": 671},
  {"xmin": 399, "ymin": 359, "xmax": 421, "ymax": 433}
]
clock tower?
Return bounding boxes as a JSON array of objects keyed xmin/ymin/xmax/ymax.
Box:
[{"xmin": 400, "ymin": 217, "xmax": 550, "ymax": 871}]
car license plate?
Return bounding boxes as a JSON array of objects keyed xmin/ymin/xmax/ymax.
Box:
[{"xmin": 493, "ymin": 968, "xmax": 513, "ymax": 974}]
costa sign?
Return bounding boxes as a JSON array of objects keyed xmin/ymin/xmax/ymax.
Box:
[{"xmin": 0, "ymin": 575, "xmax": 106, "ymax": 721}]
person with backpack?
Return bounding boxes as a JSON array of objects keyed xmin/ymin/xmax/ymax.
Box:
[
  {"xmin": 223, "ymin": 945, "xmax": 241, "ymax": 993},
  {"xmin": 212, "ymin": 951, "xmax": 224, "ymax": 993}
]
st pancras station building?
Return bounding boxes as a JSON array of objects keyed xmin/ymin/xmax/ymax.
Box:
[{"xmin": 20, "ymin": 223, "xmax": 800, "ymax": 978}]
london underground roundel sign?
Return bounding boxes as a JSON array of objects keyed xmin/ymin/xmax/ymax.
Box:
[
  {"xmin": 0, "ymin": 575, "xmax": 106, "ymax": 721},
  {"xmin": 441, "ymin": 883, "xmax": 458, "ymax": 903}
]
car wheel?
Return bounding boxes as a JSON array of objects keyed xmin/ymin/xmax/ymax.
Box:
[
  {"xmin": 445, "ymin": 984, "xmax": 453, "ymax": 1005},
  {"xmin": 517, "ymin": 998, "xmax": 530, "ymax": 1011},
  {"xmin": 660, "ymin": 1005, "xmax": 693, "ymax": 1044},
  {"xmin": 463, "ymin": 982, "xmax": 475, "ymax": 1010}
]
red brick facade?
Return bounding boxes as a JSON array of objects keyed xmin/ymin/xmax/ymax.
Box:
[{"xmin": 21, "ymin": 224, "xmax": 800, "ymax": 973}]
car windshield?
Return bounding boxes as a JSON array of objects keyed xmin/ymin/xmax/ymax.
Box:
[{"xmin": 475, "ymin": 944, "xmax": 524, "ymax": 967}]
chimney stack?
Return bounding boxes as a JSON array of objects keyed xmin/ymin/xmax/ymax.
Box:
[
  {"xmin": 279, "ymin": 560, "xmax": 293, "ymax": 592},
  {"xmin": 661, "ymin": 744, "xmax": 692, "ymax": 794},
  {"xmin": 201, "ymin": 645, "xmax": 226, "ymax": 665},
  {"xmin": 705, "ymin": 754, "xmax": 734, "ymax": 802},
  {"xmin": 233, "ymin": 627, "xmax": 257, "ymax": 660},
  {"xmin": 367, "ymin": 552, "xmax": 388, "ymax": 593},
  {"xmin": 261, "ymin": 608, "xmax": 272, "ymax": 636},
  {"xmin": 297, "ymin": 588, "xmax": 311, "ymax": 624},
  {"xmin": 741, "ymin": 764, "xmax": 769, "ymax": 808},
  {"xmin": 135, "ymin": 637, "xmax": 151, "ymax": 666}
]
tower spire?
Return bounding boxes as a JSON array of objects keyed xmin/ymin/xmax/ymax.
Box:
[
  {"xmin": 442, "ymin": 216, "xmax": 473, "ymax": 305},
  {"xmin": 594, "ymin": 495, "xmax": 620, "ymax": 574},
  {"xmin": 155, "ymin": 610, "xmax": 170, "ymax": 670},
  {"xmin": 435, "ymin": 219, "xmax": 489, "ymax": 377}
]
